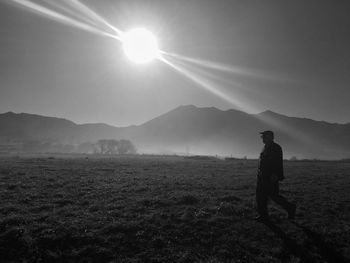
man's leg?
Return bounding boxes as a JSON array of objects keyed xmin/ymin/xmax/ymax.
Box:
[
  {"xmin": 270, "ymin": 182, "xmax": 296, "ymax": 219},
  {"xmin": 256, "ymin": 178, "xmax": 269, "ymax": 218}
]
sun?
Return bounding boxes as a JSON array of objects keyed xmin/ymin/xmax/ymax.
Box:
[{"xmin": 121, "ymin": 28, "xmax": 160, "ymax": 64}]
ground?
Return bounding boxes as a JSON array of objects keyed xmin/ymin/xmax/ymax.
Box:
[{"xmin": 0, "ymin": 155, "xmax": 349, "ymax": 262}]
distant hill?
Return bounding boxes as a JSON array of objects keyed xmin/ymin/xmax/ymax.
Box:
[
  {"xmin": 0, "ymin": 112, "xmax": 118, "ymax": 143},
  {"xmin": 1, "ymin": 106, "xmax": 350, "ymax": 159}
]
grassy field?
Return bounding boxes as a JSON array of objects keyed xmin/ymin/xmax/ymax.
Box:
[{"xmin": 0, "ymin": 155, "xmax": 349, "ymax": 262}]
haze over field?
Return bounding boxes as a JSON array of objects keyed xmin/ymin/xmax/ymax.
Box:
[{"xmin": 1, "ymin": 105, "xmax": 350, "ymax": 159}]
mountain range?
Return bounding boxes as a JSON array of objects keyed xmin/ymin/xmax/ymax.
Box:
[{"xmin": 1, "ymin": 105, "xmax": 349, "ymax": 159}]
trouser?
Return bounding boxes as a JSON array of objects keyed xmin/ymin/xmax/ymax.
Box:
[{"xmin": 256, "ymin": 175, "xmax": 293, "ymax": 216}]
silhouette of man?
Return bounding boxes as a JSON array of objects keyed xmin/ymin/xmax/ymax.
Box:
[{"xmin": 255, "ymin": 130, "xmax": 296, "ymax": 222}]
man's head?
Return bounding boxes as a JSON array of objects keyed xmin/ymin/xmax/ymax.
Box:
[{"xmin": 260, "ymin": 130, "xmax": 274, "ymax": 145}]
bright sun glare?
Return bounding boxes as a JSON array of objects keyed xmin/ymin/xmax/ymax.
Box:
[{"xmin": 122, "ymin": 28, "xmax": 159, "ymax": 64}]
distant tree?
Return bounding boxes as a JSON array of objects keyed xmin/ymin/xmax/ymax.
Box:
[
  {"xmin": 97, "ymin": 139, "xmax": 119, "ymax": 154},
  {"xmin": 96, "ymin": 139, "xmax": 137, "ymax": 155},
  {"xmin": 97, "ymin": 139, "xmax": 107, "ymax": 154},
  {"xmin": 106, "ymin": 140, "xmax": 119, "ymax": 154},
  {"xmin": 117, "ymin": 139, "xmax": 137, "ymax": 154}
]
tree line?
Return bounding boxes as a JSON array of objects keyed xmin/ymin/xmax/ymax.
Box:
[{"xmin": 21, "ymin": 139, "xmax": 137, "ymax": 154}]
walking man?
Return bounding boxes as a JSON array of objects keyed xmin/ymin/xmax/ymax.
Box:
[{"xmin": 256, "ymin": 130, "xmax": 296, "ymax": 222}]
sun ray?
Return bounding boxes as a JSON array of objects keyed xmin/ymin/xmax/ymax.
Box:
[
  {"xmin": 170, "ymin": 56, "xmax": 249, "ymax": 91},
  {"xmin": 159, "ymin": 56, "xmax": 256, "ymax": 113},
  {"xmin": 62, "ymin": 0, "xmax": 123, "ymax": 36},
  {"xmin": 9, "ymin": 0, "xmax": 121, "ymax": 41},
  {"xmin": 161, "ymin": 51, "xmax": 287, "ymax": 82},
  {"xmin": 159, "ymin": 56, "xmax": 314, "ymax": 145},
  {"xmin": 42, "ymin": 0, "xmax": 100, "ymax": 28}
]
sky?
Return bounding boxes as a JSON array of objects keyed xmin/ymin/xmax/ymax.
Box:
[{"xmin": 0, "ymin": 0, "xmax": 350, "ymax": 126}]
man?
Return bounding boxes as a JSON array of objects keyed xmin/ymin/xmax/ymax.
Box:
[{"xmin": 256, "ymin": 130, "xmax": 296, "ymax": 222}]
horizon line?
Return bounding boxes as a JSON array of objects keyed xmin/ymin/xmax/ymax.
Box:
[{"xmin": 1, "ymin": 105, "xmax": 349, "ymax": 127}]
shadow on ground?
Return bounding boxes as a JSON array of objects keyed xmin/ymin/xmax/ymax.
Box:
[
  {"xmin": 293, "ymin": 222, "xmax": 349, "ymax": 263},
  {"xmin": 262, "ymin": 220, "xmax": 348, "ymax": 263}
]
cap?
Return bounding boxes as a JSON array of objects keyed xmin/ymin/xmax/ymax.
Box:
[{"xmin": 260, "ymin": 130, "xmax": 274, "ymax": 137}]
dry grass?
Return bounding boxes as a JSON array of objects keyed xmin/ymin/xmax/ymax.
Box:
[{"xmin": 0, "ymin": 155, "xmax": 349, "ymax": 262}]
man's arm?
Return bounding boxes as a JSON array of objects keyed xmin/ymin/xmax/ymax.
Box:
[
  {"xmin": 275, "ymin": 145, "xmax": 284, "ymax": 180},
  {"xmin": 270, "ymin": 145, "xmax": 284, "ymax": 182}
]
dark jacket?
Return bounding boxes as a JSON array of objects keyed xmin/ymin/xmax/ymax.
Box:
[{"xmin": 258, "ymin": 142, "xmax": 284, "ymax": 181}]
